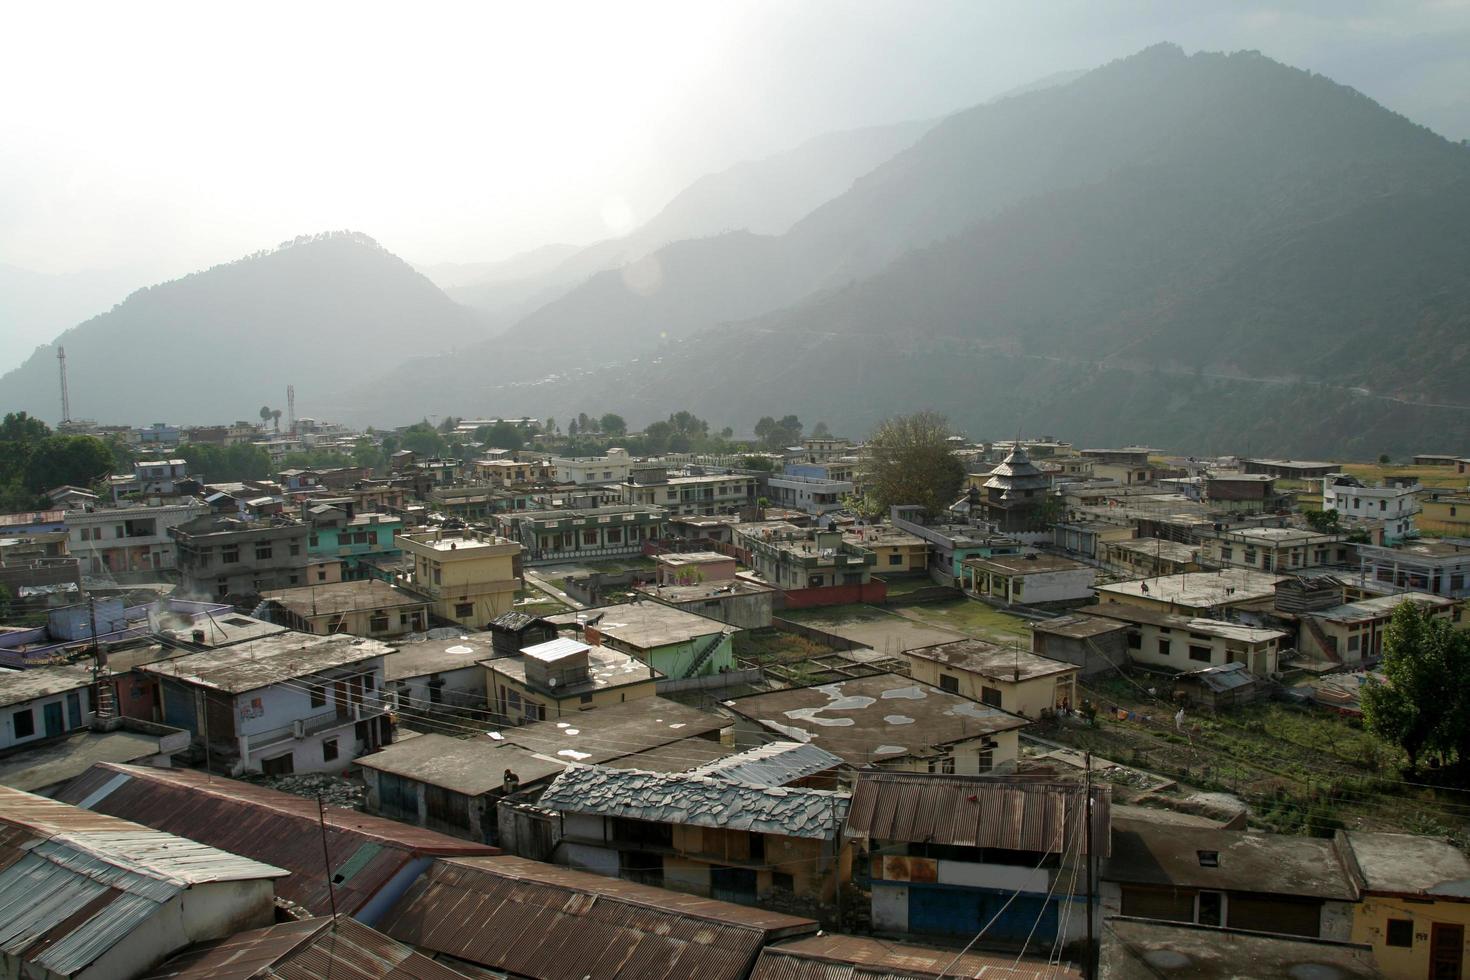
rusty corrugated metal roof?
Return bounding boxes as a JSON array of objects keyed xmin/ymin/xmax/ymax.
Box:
[
  {"xmin": 56, "ymin": 763, "xmax": 496, "ymax": 917},
  {"xmin": 378, "ymin": 855, "xmax": 818, "ymax": 980},
  {"xmin": 140, "ymin": 915, "xmax": 473, "ymax": 979},
  {"xmin": 753, "ymin": 934, "xmax": 1082, "ymax": 979},
  {"xmin": 845, "ymin": 771, "xmax": 1110, "ymax": 857}
]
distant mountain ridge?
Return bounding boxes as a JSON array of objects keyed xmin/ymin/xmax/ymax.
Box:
[
  {"xmin": 444, "ymin": 118, "xmax": 934, "ymax": 324},
  {"xmin": 0, "ymin": 232, "xmax": 487, "ymax": 425},
  {"xmin": 369, "ymin": 45, "xmax": 1470, "ymax": 456}
]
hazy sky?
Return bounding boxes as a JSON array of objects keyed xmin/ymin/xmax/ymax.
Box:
[{"xmin": 3, "ymin": 0, "xmax": 1468, "ymax": 284}]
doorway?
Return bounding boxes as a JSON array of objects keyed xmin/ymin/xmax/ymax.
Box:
[
  {"xmin": 1430, "ymin": 923, "xmax": 1463, "ymax": 980},
  {"xmin": 43, "ymin": 701, "xmax": 64, "ymax": 738},
  {"xmin": 261, "ymin": 753, "xmax": 295, "ymax": 777}
]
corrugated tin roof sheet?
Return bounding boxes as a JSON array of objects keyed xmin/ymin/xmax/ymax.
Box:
[
  {"xmin": 538, "ymin": 765, "xmax": 848, "ymax": 840},
  {"xmin": 845, "ymin": 772, "xmax": 1110, "ymax": 857},
  {"xmin": 0, "ymin": 786, "xmax": 285, "ymax": 977},
  {"xmin": 379, "ymin": 855, "xmax": 817, "ymax": 980},
  {"xmin": 140, "ymin": 916, "xmax": 473, "ymax": 980},
  {"xmin": 753, "ymin": 934, "xmax": 1081, "ymax": 979},
  {"xmin": 686, "ymin": 741, "xmax": 844, "ymax": 787},
  {"xmin": 55, "ymin": 764, "xmax": 494, "ymax": 917}
]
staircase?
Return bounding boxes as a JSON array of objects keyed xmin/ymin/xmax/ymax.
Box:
[
  {"xmin": 1300, "ymin": 615, "xmax": 1339, "ymax": 662},
  {"xmin": 94, "ymin": 682, "xmax": 117, "ymax": 719},
  {"xmin": 683, "ymin": 631, "xmax": 729, "ymax": 679},
  {"xmin": 92, "ymin": 678, "xmax": 122, "ymax": 731}
]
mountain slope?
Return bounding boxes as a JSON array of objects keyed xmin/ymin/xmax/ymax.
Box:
[
  {"xmin": 445, "ymin": 118, "xmax": 932, "ymax": 320},
  {"xmin": 0, "ymin": 264, "xmax": 150, "ymax": 374},
  {"xmin": 371, "ymin": 46, "xmax": 1470, "ymax": 456},
  {"xmin": 0, "ymin": 233, "xmax": 488, "ymax": 425},
  {"xmin": 415, "ymin": 243, "xmax": 579, "ymax": 290}
]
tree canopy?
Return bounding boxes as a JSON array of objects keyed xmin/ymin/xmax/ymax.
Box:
[
  {"xmin": 1361, "ymin": 600, "xmax": 1470, "ymax": 771},
  {"xmin": 857, "ymin": 410, "xmax": 965, "ymax": 519},
  {"xmin": 754, "ymin": 415, "xmax": 802, "ymax": 451},
  {"xmin": 0, "ymin": 412, "xmax": 117, "ymax": 509}
]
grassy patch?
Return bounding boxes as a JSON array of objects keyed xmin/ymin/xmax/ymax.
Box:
[
  {"xmin": 878, "ymin": 575, "xmax": 944, "ymax": 597},
  {"xmin": 893, "ymin": 598, "xmax": 1031, "ymax": 643},
  {"xmin": 734, "ymin": 628, "xmax": 836, "ymax": 663},
  {"xmin": 1341, "ymin": 462, "xmax": 1467, "ymax": 491}
]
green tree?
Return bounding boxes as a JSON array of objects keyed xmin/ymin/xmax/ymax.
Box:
[
  {"xmin": 1361, "ymin": 601, "xmax": 1467, "ymax": 771},
  {"xmin": 398, "ymin": 422, "xmax": 447, "ymax": 457},
  {"xmin": 475, "ymin": 422, "xmax": 524, "ymax": 451},
  {"xmin": 858, "ymin": 410, "xmax": 965, "ymax": 519},
  {"xmin": 1303, "ymin": 509, "xmax": 1340, "ymax": 534},
  {"xmin": 599, "ymin": 413, "xmax": 627, "ymax": 437},
  {"xmin": 259, "ymin": 405, "xmax": 272, "ymax": 427},
  {"xmin": 753, "ymin": 414, "xmax": 802, "ymax": 450},
  {"xmin": 24, "ymin": 435, "xmax": 115, "ymax": 494},
  {"xmin": 812, "ymin": 421, "xmax": 831, "ymax": 438},
  {"xmin": 642, "ymin": 420, "xmax": 674, "ymax": 454}
]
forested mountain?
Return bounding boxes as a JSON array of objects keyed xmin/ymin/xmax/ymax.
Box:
[
  {"xmin": 444, "ymin": 119, "xmax": 932, "ymax": 324},
  {"xmin": 415, "ymin": 243, "xmax": 579, "ymax": 290},
  {"xmin": 0, "ymin": 264, "xmax": 148, "ymax": 376},
  {"xmin": 372, "ymin": 45, "xmax": 1470, "ymax": 456},
  {"xmin": 0, "ymin": 233, "xmax": 487, "ymax": 424}
]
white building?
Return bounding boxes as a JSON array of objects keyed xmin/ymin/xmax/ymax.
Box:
[
  {"xmin": 0, "ymin": 664, "xmax": 95, "ymax": 751},
  {"xmin": 1323, "ymin": 474, "xmax": 1421, "ymax": 543},
  {"xmin": 0, "ymin": 786, "xmax": 285, "ymax": 980},
  {"xmin": 551, "ymin": 447, "xmax": 632, "ymax": 485},
  {"xmin": 134, "ymin": 458, "xmax": 190, "ymax": 494},
  {"xmin": 766, "ymin": 472, "xmax": 854, "ymax": 515},
  {"xmin": 140, "ymin": 632, "xmax": 392, "ymax": 775},
  {"xmin": 68, "ymin": 499, "xmax": 209, "ymax": 576}
]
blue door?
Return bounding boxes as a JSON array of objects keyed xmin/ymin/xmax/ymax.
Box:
[
  {"xmin": 909, "ymin": 887, "xmax": 1059, "ymax": 945},
  {"xmin": 66, "ymin": 692, "xmax": 82, "ymax": 729},
  {"xmin": 43, "ymin": 701, "xmax": 64, "ymax": 738}
]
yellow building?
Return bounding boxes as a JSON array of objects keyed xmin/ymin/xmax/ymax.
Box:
[
  {"xmin": 397, "ymin": 529, "xmax": 522, "ymax": 628},
  {"xmin": 842, "ymin": 526, "xmax": 930, "ymax": 574},
  {"xmin": 905, "ymin": 638, "xmax": 1079, "ymax": 718},
  {"xmin": 260, "ymin": 579, "xmax": 429, "ymax": 637},
  {"xmin": 539, "ymin": 763, "xmax": 852, "ymax": 905},
  {"xmin": 471, "ymin": 458, "xmax": 552, "ymax": 486},
  {"xmin": 1337, "ymin": 831, "xmax": 1470, "ymax": 979},
  {"xmin": 1422, "ymin": 492, "xmax": 1470, "ymax": 537},
  {"xmin": 485, "ymin": 636, "xmax": 657, "ymax": 724}
]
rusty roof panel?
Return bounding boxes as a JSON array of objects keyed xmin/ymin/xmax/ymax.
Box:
[
  {"xmin": 141, "ymin": 916, "xmax": 473, "ymax": 980},
  {"xmin": 379, "ymin": 856, "xmax": 817, "ymax": 980},
  {"xmin": 755, "ymin": 934, "xmax": 1082, "ymax": 979},
  {"xmin": 56, "ymin": 764, "xmax": 495, "ymax": 917},
  {"xmin": 845, "ymin": 771, "xmax": 1110, "ymax": 857}
]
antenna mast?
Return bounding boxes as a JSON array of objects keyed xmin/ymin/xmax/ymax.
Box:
[
  {"xmin": 287, "ymin": 385, "xmax": 296, "ymax": 436},
  {"xmin": 57, "ymin": 347, "xmax": 71, "ymax": 424}
]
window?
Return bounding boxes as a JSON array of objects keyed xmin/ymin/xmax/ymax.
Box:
[
  {"xmin": 309, "ymin": 534, "xmax": 319, "ymax": 546},
  {"xmin": 582, "ymin": 529, "xmax": 598, "ymax": 546},
  {"xmin": 369, "ymin": 614, "xmax": 389, "ymax": 633},
  {"xmin": 771, "ymin": 871, "xmax": 795, "ymax": 893},
  {"xmin": 255, "ymin": 544, "xmax": 273, "ymax": 560},
  {"xmin": 580, "ymin": 693, "xmax": 594, "ymax": 704},
  {"xmin": 980, "ymin": 686, "xmax": 1003, "ymax": 707},
  {"xmin": 322, "ymin": 738, "xmax": 339, "ymax": 762},
  {"xmin": 926, "ymin": 756, "xmax": 955, "ymax": 774},
  {"xmin": 432, "ymin": 567, "xmax": 441, "ymax": 585},
  {"xmin": 1386, "ymin": 918, "xmax": 1413, "ymax": 948},
  {"xmin": 310, "ymin": 684, "xmax": 325, "ymax": 708},
  {"xmin": 1379, "ymin": 499, "xmax": 1387, "ymax": 511},
  {"xmin": 1158, "ymin": 638, "xmax": 1171, "ymax": 657},
  {"xmin": 888, "ymin": 553, "xmax": 903, "ymax": 565},
  {"xmin": 289, "ymin": 543, "xmax": 301, "ymax": 556},
  {"xmin": 1197, "ymin": 850, "xmax": 1219, "ymax": 867},
  {"xmin": 455, "ymin": 602, "xmax": 474, "ymax": 618},
  {"xmin": 12, "ymin": 709, "xmax": 35, "ymax": 739},
  {"xmin": 1188, "ymin": 645, "xmax": 1212, "ymax": 663},
  {"xmin": 221, "ymin": 546, "xmax": 239, "ymax": 563},
  {"xmin": 1197, "ymin": 891, "xmax": 1223, "ymax": 927},
  {"xmin": 1220, "ymin": 546, "xmax": 1233, "ymax": 561},
  {"xmin": 1127, "ymin": 632, "xmax": 1142, "ymax": 650},
  {"xmin": 939, "ymin": 674, "xmax": 959, "ymax": 694}
]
